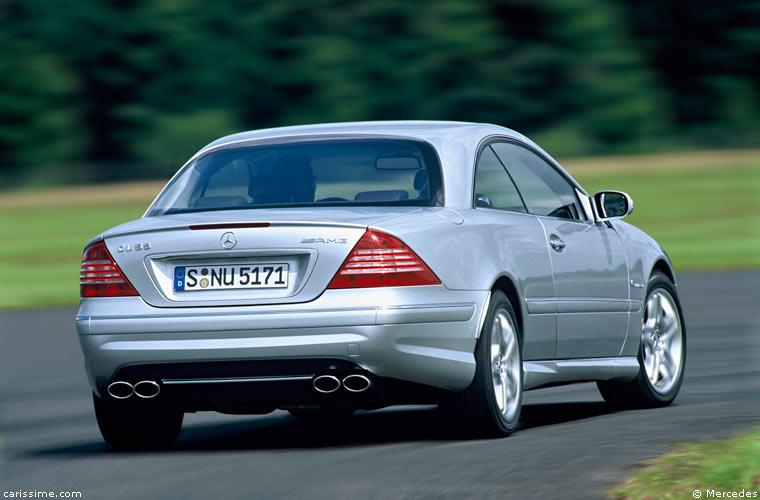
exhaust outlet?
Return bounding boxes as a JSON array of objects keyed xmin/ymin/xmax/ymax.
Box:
[
  {"xmin": 313, "ymin": 375, "xmax": 341, "ymax": 394},
  {"xmin": 342, "ymin": 374, "xmax": 372, "ymax": 393},
  {"xmin": 133, "ymin": 380, "xmax": 161, "ymax": 399},
  {"xmin": 107, "ymin": 381, "xmax": 134, "ymax": 400}
]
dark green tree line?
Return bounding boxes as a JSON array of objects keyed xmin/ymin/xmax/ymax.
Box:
[{"xmin": 0, "ymin": 0, "xmax": 757, "ymax": 183}]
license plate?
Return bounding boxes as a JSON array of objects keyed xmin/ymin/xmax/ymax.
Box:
[{"xmin": 174, "ymin": 264, "xmax": 289, "ymax": 291}]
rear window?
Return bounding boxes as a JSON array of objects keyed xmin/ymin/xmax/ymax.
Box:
[{"xmin": 147, "ymin": 138, "xmax": 444, "ymax": 216}]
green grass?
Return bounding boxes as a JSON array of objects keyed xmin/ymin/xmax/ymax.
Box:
[
  {"xmin": 0, "ymin": 149, "xmax": 758, "ymax": 309},
  {"xmin": 0, "ymin": 202, "xmax": 149, "ymax": 309},
  {"xmin": 570, "ymin": 160, "xmax": 760, "ymax": 270},
  {"xmin": 612, "ymin": 429, "xmax": 760, "ymax": 500}
]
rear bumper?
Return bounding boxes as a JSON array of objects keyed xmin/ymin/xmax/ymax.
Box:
[{"xmin": 76, "ymin": 287, "xmax": 489, "ymax": 398}]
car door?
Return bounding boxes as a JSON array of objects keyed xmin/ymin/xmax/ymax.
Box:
[
  {"xmin": 491, "ymin": 141, "xmax": 629, "ymax": 359},
  {"xmin": 468, "ymin": 144, "xmax": 556, "ymax": 360}
]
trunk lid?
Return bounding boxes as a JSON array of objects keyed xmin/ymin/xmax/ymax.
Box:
[{"xmin": 101, "ymin": 207, "xmax": 419, "ymax": 307}]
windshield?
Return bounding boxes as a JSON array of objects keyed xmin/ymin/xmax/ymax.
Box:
[{"xmin": 147, "ymin": 138, "xmax": 444, "ymax": 216}]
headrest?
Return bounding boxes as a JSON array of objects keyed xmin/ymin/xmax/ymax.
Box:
[
  {"xmin": 193, "ymin": 196, "xmax": 247, "ymax": 208},
  {"xmin": 414, "ymin": 169, "xmax": 428, "ymax": 191},
  {"xmin": 354, "ymin": 190, "xmax": 409, "ymax": 202}
]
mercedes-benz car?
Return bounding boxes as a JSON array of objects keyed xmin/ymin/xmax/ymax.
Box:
[{"xmin": 76, "ymin": 121, "xmax": 686, "ymax": 449}]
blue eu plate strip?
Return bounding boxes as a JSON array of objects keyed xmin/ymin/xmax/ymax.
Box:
[{"xmin": 174, "ymin": 267, "xmax": 186, "ymax": 291}]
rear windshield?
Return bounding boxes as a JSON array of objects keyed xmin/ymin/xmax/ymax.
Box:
[{"xmin": 147, "ymin": 138, "xmax": 444, "ymax": 216}]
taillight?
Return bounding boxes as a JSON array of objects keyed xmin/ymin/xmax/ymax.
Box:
[
  {"xmin": 327, "ymin": 230, "xmax": 441, "ymax": 289},
  {"xmin": 80, "ymin": 241, "xmax": 138, "ymax": 297}
]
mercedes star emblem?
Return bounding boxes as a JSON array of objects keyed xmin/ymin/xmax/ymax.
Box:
[{"xmin": 220, "ymin": 232, "xmax": 237, "ymax": 249}]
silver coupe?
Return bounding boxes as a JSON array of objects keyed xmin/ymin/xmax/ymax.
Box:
[{"xmin": 76, "ymin": 121, "xmax": 686, "ymax": 449}]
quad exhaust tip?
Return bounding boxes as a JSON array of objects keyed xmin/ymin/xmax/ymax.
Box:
[
  {"xmin": 342, "ymin": 374, "xmax": 372, "ymax": 393},
  {"xmin": 312, "ymin": 374, "xmax": 372, "ymax": 393},
  {"xmin": 312, "ymin": 375, "xmax": 341, "ymax": 393},
  {"xmin": 107, "ymin": 381, "xmax": 134, "ymax": 399},
  {"xmin": 134, "ymin": 380, "xmax": 161, "ymax": 399},
  {"xmin": 107, "ymin": 380, "xmax": 160, "ymax": 399}
]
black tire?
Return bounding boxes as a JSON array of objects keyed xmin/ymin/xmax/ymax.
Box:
[
  {"xmin": 93, "ymin": 393, "xmax": 183, "ymax": 450},
  {"xmin": 598, "ymin": 271, "xmax": 686, "ymax": 409},
  {"xmin": 447, "ymin": 290, "xmax": 523, "ymax": 437}
]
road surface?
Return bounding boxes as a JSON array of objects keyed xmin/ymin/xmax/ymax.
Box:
[{"xmin": 1, "ymin": 270, "xmax": 758, "ymax": 499}]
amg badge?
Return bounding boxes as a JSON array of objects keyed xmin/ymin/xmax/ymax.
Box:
[{"xmin": 301, "ymin": 237, "xmax": 348, "ymax": 244}]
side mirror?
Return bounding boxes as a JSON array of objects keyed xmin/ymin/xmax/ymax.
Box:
[
  {"xmin": 592, "ymin": 190, "xmax": 633, "ymax": 221},
  {"xmin": 475, "ymin": 193, "xmax": 493, "ymax": 208}
]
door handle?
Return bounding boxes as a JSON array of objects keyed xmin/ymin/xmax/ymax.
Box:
[{"xmin": 549, "ymin": 235, "xmax": 566, "ymax": 252}]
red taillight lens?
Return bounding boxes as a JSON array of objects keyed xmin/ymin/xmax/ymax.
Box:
[
  {"xmin": 327, "ymin": 230, "xmax": 441, "ymax": 289},
  {"xmin": 80, "ymin": 241, "xmax": 138, "ymax": 297}
]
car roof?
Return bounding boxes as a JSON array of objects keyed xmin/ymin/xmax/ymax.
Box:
[
  {"xmin": 191, "ymin": 120, "xmax": 578, "ymax": 209},
  {"xmin": 201, "ymin": 120, "xmax": 527, "ymax": 153}
]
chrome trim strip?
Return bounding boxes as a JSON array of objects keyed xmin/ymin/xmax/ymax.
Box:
[
  {"xmin": 525, "ymin": 298, "xmax": 556, "ymax": 314},
  {"xmin": 555, "ymin": 298, "xmax": 631, "ymax": 313},
  {"xmin": 82, "ymin": 306, "xmax": 373, "ymax": 321},
  {"xmin": 88, "ymin": 308, "xmax": 375, "ymax": 334},
  {"xmin": 376, "ymin": 303, "xmax": 475, "ymax": 324},
  {"xmin": 82, "ymin": 302, "xmax": 477, "ymax": 335},
  {"xmin": 523, "ymin": 357, "xmax": 639, "ymax": 390},
  {"xmin": 162, "ymin": 375, "xmax": 314, "ymax": 385},
  {"xmin": 102, "ymin": 333, "xmax": 365, "ymax": 351}
]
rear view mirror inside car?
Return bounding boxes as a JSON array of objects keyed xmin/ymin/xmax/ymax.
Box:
[{"xmin": 375, "ymin": 156, "xmax": 421, "ymax": 170}]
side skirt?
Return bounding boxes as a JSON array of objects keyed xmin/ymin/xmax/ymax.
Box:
[{"xmin": 523, "ymin": 357, "xmax": 640, "ymax": 391}]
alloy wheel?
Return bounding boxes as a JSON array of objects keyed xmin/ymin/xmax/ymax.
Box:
[
  {"xmin": 642, "ymin": 289, "xmax": 684, "ymax": 394},
  {"xmin": 490, "ymin": 309, "xmax": 521, "ymax": 420}
]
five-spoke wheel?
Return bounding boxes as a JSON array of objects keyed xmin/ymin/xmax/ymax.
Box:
[
  {"xmin": 453, "ymin": 290, "xmax": 523, "ymax": 437},
  {"xmin": 642, "ymin": 288, "xmax": 684, "ymax": 395},
  {"xmin": 598, "ymin": 271, "xmax": 686, "ymax": 408},
  {"xmin": 490, "ymin": 309, "xmax": 522, "ymax": 422}
]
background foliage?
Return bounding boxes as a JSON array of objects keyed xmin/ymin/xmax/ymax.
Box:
[{"xmin": 1, "ymin": 0, "xmax": 758, "ymax": 187}]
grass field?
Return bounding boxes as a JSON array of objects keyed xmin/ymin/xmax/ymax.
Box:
[
  {"xmin": 0, "ymin": 149, "xmax": 758, "ymax": 309},
  {"xmin": 611, "ymin": 428, "xmax": 760, "ymax": 499},
  {"xmin": 0, "ymin": 183, "xmax": 160, "ymax": 309},
  {"xmin": 566, "ymin": 150, "xmax": 760, "ymax": 270}
]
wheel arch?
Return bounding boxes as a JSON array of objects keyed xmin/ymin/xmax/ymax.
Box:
[
  {"xmin": 650, "ymin": 258, "xmax": 676, "ymax": 286},
  {"xmin": 490, "ymin": 274, "xmax": 524, "ymax": 337}
]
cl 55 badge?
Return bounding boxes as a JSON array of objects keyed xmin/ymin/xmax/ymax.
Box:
[{"xmin": 118, "ymin": 243, "xmax": 151, "ymax": 252}]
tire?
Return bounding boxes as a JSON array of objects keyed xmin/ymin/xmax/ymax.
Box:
[
  {"xmin": 598, "ymin": 271, "xmax": 686, "ymax": 409},
  {"xmin": 451, "ymin": 290, "xmax": 523, "ymax": 437},
  {"xmin": 93, "ymin": 393, "xmax": 183, "ymax": 450}
]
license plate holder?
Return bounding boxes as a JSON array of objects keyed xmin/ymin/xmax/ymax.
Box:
[{"xmin": 174, "ymin": 263, "xmax": 289, "ymax": 291}]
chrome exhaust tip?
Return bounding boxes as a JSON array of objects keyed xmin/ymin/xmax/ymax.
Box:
[
  {"xmin": 133, "ymin": 380, "xmax": 161, "ymax": 399},
  {"xmin": 107, "ymin": 381, "xmax": 134, "ymax": 400},
  {"xmin": 313, "ymin": 375, "xmax": 341, "ymax": 394},
  {"xmin": 342, "ymin": 374, "xmax": 372, "ymax": 393}
]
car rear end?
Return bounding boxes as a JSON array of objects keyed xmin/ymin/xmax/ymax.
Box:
[{"xmin": 76, "ymin": 135, "xmax": 487, "ymax": 414}]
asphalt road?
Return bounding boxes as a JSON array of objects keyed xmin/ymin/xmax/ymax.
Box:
[{"xmin": 1, "ymin": 270, "xmax": 759, "ymax": 499}]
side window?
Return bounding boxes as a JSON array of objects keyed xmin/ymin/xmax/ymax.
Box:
[
  {"xmin": 473, "ymin": 146, "xmax": 527, "ymax": 213},
  {"xmin": 491, "ymin": 142, "xmax": 583, "ymax": 220}
]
